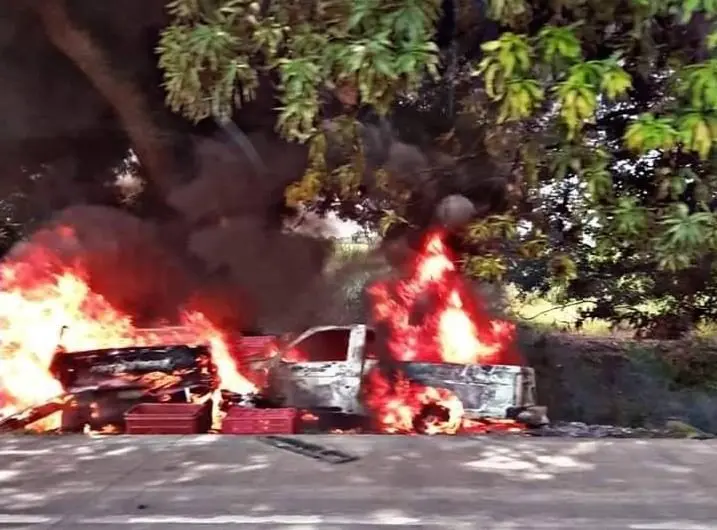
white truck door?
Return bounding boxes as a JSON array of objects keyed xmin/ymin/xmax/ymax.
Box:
[
  {"xmin": 346, "ymin": 325, "xmax": 367, "ymax": 372},
  {"xmin": 336, "ymin": 325, "xmax": 367, "ymax": 413}
]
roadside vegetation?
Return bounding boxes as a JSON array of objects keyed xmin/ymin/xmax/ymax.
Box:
[{"xmin": 5, "ymin": 1, "xmax": 717, "ymax": 342}]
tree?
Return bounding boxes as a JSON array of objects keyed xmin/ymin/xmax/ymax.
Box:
[
  {"xmin": 8, "ymin": 0, "xmax": 717, "ymax": 335},
  {"xmin": 156, "ymin": 0, "xmax": 717, "ymax": 337},
  {"xmin": 461, "ymin": 0, "xmax": 717, "ymax": 337},
  {"xmin": 0, "ymin": 0, "xmax": 183, "ymax": 233},
  {"xmin": 159, "ymin": 0, "xmax": 489, "ymax": 224},
  {"xmin": 0, "ymin": 1, "xmax": 337, "ymax": 331}
]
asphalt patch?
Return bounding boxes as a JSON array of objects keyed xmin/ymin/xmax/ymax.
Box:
[{"xmin": 258, "ymin": 436, "xmax": 360, "ymax": 464}]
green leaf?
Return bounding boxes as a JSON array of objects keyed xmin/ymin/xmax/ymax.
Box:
[
  {"xmin": 612, "ymin": 197, "xmax": 648, "ymax": 237},
  {"xmin": 677, "ymin": 112, "xmax": 716, "ymax": 159},
  {"xmin": 481, "ymin": 40, "xmax": 502, "ymax": 52},
  {"xmin": 624, "ymin": 114, "xmax": 680, "ymax": 153},
  {"xmin": 601, "ymin": 65, "xmax": 632, "ymax": 100},
  {"xmin": 537, "ymin": 26, "xmax": 582, "ymax": 67}
]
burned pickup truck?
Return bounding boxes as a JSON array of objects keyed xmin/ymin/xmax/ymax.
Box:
[{"xmin": 264, "ymin": 324, "xmax": 543, "ymax": 421}]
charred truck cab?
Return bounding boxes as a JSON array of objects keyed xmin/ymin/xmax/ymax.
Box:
[
  {"xmin": 267, "ymin": 324, "xmax": 542, "ymax": 420},
  {"xmin": 267, "ymin": 325, "xmax": 369, "ymax": 414}
]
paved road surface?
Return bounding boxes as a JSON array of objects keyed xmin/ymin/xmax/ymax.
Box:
[{"xmin": 1, "ymin": 434, "xmax": 716, "ymax": 529}]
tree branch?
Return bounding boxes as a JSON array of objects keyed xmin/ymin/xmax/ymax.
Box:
[{"xmin": 29, "ymin": 0, "xmax": 179, "ymax": 195}]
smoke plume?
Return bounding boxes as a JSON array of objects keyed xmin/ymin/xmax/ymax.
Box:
[{"xmin": 4, "ymin": 115, "xmax": 513, "ymax": 335}]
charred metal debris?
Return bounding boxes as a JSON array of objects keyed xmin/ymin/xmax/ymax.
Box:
[{"xmin": 2, "ymin": 324, "xmax": 548, "ymax": 436}]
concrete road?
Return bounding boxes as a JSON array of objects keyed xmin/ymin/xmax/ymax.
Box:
[{"xmin": 1, "ymin": 435, "xmax": 716, "ymax": 530}]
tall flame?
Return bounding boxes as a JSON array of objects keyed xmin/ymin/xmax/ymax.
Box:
[
  {"xmin": 0, "ymin": 235, "xmax": 255, "ymax": 424},
  {"xmin": 368, "ymin": 231, "xmax": 518, "ymax": 366},
  {"xmin": 362, "ymin": 230, "xmax": 521, "ymax": 434}
]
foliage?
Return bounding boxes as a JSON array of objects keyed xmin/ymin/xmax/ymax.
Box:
[
  {"xmin": 459, "ymin": 0, "xmax": 717, "ymax": 337},
  {"xmin": 157, "ymin": 0, "xmax": 717, "ymax": 336},
  {"xmin": 157, "ymin": 0, "xmax": 445, "ymax": 224},
  {"xmin": 158, "ymin": 0, "xmax": 441, "ymax": 141}
]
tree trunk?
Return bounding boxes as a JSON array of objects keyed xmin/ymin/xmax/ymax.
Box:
[{"xmin": 28, "ymin": 0, "xmax": 178, "ymax": 196}]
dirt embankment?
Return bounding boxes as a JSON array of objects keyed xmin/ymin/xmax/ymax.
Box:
[{"xmin": 520, "ymin": 330, "xmax": 717, "ymax": 432}]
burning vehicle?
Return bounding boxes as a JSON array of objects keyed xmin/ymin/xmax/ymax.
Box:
[
  {"xmin": 48, "ymin": 341, "xmax": 218, "ymax": 432},
  {"xmin": 261, "ymin": 232, "xmax": 547, "ymax": 434},
  {"xmin": 0, "ymin": 223, "xmax": 546, "ymax": 435},
  {"xmin": 266, "ymin": 324, "xmax": 538, "ymax": 419}
]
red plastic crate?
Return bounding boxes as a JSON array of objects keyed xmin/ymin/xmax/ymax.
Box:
[
  {"xmin": 124, "ymin": 402, "xmax": 212, "ymax": 434},
  {"xmin": 221, "ymin": 407, "xmax": 297, "ymax": 435},
  {"xmin": 238, "ymin": 336, "xmax": 276, "ymax": 356}
]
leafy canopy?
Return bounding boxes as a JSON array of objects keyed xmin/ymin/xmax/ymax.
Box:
[
  {"xmin": 157, "ymin": 0, "xmax": 717, "ymax": 334},
  {"xmin": 470, "ymin": 0, "xmax": 717, "ymax": 334},
  {"xmin": 157, "ymin": 0, "xmax": 441, "ymax": 141}
]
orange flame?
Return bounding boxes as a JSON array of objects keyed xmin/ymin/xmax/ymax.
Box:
[
  {"xmin": 367, "ymin": 231, "xmax": 518, "ymax": 365},
  {"xmin": 363, "ymin": 230, "xmax": 522, "ymax": 434},
  {"xmin": 362, "ymin": 367, "xmax": 463, "ymax": 435},
  {"xmin": 0, "ymin": 236, "xmax": 256, "ymax": 427}
]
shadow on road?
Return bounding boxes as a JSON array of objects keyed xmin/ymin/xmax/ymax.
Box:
[{"xmin": 0, "ymin": 435, "xmax": 715, "ymax": 527}]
